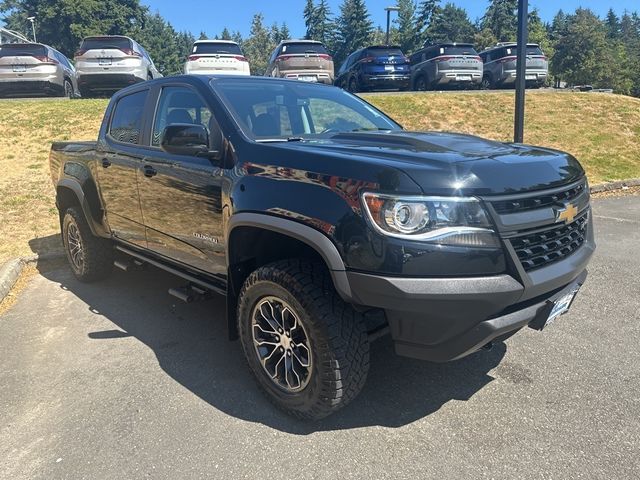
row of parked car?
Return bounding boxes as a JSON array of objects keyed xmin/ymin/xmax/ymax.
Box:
[
  {"xmin": 0, "ymin": 35, "xmax": 549, "ymax": 98},
  {"xmin": 196, "ymin": 39, "xmax": 549, "ymax": 92}
]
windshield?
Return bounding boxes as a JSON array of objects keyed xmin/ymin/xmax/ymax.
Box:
[
  {"xmin": 81, "ymin": 37, "xmax": 132, "ymax": 51},
  {"xmin": 280, "ymin": 43, "xmax": 328, "ymax": 55},
  {"xmin": 212, "ymin": 78, "xmax": 401, "ymax": 141},
  {"xmin": 193, "ymin": 42, "xmax": 242, "ymax": 55}
]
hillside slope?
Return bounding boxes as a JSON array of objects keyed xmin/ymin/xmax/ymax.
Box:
[{"xmin": 0, "ymin": 92, "xmax": 638, "ymax": 263}]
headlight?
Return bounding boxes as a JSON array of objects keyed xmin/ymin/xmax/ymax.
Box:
[{"xmin": 362, "ymin": 192, "xmax": 499, "ymax": 247}]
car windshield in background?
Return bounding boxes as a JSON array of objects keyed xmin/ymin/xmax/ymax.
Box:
[
  {"xmin": 281, "ymin": 43, "xmax": 328, "ymax": 55},
  {"xmin": 194, "ymin": 43, "xmax": 243, "ymax": 55},
  {"xmin": 81, "ymin": 37, "xmax": 132, "ymax": 51},
  {"xmin": 0, "ymin": 44, "xmax": 46, "ymax": 57},
  {"xmin": 366, "ymin": 48, "xmax": 404, "ymax": 57},
  {"xmin": 443, "ymin": 46, "xmax": 478, "ymax": 56},
  {"xmin": 212, "ymin": 78, "xmax": 401, "ymax": 141}
]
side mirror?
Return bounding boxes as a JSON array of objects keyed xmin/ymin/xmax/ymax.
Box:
[{"xmin": 161, "ymin": 124, "xmax": 216, "ymax": 158}]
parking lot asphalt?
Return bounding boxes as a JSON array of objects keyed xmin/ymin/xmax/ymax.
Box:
[{"xmin": 1, "ymin": 196, "xmax": 639, "ymax": 479}]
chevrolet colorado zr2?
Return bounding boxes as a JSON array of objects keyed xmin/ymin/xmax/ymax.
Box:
[{"xmin": 49, "ymin": 75, "xmax": 595, "ymax": 419}]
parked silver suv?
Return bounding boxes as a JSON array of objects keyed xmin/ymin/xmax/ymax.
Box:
[
  {"xmin": 410, "ymin": 43, "xmax": 483, "ymax": 90},
  {"xmin": 0, "ymin": 42, "xmax": 78, "ymax": 97},
  {"xmin": 479, "ymin": 43, "xmax": 548, "ymax": 89},
  {"xmin": 74, "ymin": 35, "xmax": 161, "ymax": 97}
]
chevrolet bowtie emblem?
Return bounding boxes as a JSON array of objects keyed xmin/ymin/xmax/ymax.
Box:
[{"xmin": 556, "ymin": 203, "xmax": 578, "ymax": 224}]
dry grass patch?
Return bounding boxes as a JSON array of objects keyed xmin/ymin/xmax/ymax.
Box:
[
  {"xmin": 0, "ymin": 99, "xmax": 108, "ymax": 264},
  {"xmin": 365, "ymin": 91, "xmax": 640, "ymax": 184}
]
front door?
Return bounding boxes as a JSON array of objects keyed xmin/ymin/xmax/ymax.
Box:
[
  {"xmin": 97, "ymin": 88, "xmax": 149, "ymax": 247},
  {"xmin": 137, "ymin": 85, "xmax": 225, "ymax": 276}
]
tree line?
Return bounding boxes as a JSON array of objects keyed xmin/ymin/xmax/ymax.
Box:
[{"xmin": 1, "ymin": 0, "xmax": 639, "ymax": 95}]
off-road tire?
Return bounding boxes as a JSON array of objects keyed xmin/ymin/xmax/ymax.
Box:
[
  {"xmin": 238, "ymin": 259, "xmax": 370, "ymax": 420},
  {"xmin": 62, "ymin": 207, "xmax": 113, "ymax": 282}
]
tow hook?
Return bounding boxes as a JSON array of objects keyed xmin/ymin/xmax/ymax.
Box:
[{"xmin": 481, "ymin": 342, "xmax": 494, "ymax": 351}]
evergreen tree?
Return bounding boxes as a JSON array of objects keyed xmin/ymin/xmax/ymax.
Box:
[
  {"xmin": 394, "ymin": 0, "xmax": 418, "ymax": 53},
  {"xmin": 528, "ymin": 9, "xmax": 553, "ymax": 60},
  {"xmin": 198, "ymin": 31, "xmax": 208, "ymax": 40},
  {"xmin": 303, "ymin": 0, "xmax": 318, "ymax": 40},
  {"xmin": 481, "ymin": 0, "xmax": 518, "ymax": 43},
  {"xmin": 424, "ymin": 2, "xmax": 475, "ymax": 45},
  {"xmin": 415, "ymin": 0, "xmax": 439, "ymax": 46},
  {"xmin": 605, "ymin": 9, "xmax": 621, "ymax": 39},
  {"xmin": 135, "ymin": 13, "xmax": 182, "ymax": 75},
  {"xmin": 334, "ymin": 0, "xmax": 373, "ymax": 66},
  {"xmin": 314, "ymin": 0, "xmax": 335, "ymax": 48},
  {"xmin": 243, "ymin": 13, "xmax": 274, "ymax": 75},
  {"xmin": 220, "ymin": 27, "xmax": 232, "ymax": 40}
]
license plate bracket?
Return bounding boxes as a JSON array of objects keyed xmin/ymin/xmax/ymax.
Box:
[{"xmin": 544, "ymin": 290, "xmax": 579, "ymax": 328}]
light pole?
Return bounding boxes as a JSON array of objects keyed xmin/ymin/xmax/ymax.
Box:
[
  {"xmin": 513, "ymin": 0, "xmax": 528, "ymax": 143},
  {"xmin": 384, "ymin": 6, "xmax": 400, "ymax": 46},
  {"xmin": 27, "ymin": 16, "xmax": 36, "ymax": 43}
]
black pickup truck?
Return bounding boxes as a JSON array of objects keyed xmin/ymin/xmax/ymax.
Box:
[{"xmin": 50, "ymin": 75, "xmax": 595, "ymax": 419}]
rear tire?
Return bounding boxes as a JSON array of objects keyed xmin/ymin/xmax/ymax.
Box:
[
  {"xmin": 237, "ymin": 259, "xmax": 370, "ymax": 420},
  {"xmin": 61, "ymin": 79, "xmax": 73, "ymax": 98},
  {"xmin": 481, "ymin": 75, "xmax": 493, "ymax": 90},
  {"xmin": 414, "ymin": 75, "xmax": 428, "ymax": 91},
  {"xmin": 348, "ymin": 77, "xmax": 359, "ymax": 94},
  {"xmin": 62, "ymin": 207, "xmax": 113, "ymax": 282}
]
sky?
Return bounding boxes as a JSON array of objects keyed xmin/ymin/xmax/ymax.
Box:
[{"xmin": 141, "ymin": 0, "xmax": 638, "ymax": 38}]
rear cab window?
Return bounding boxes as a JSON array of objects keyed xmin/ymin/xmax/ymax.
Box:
[
  {"xmin": 193, "ymin": 43, "xmax": 243, "ymax": 56},
  {"xmin": 109, "ymin": 90, "xmax": 149, "ymax": 145}
]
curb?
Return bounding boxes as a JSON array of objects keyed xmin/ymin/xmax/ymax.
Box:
[
  {"xmin": 590, "ymin": 178, "xmax": 640, "ymax": 194},
  {"xmin": 0, "ymin": 252, "xmax": 65, "ymax": 304}
]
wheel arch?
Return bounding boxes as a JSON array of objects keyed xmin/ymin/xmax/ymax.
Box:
[
  {"xmin": 56, "ymin": 178, "xmax": 106, "ymax": 237},
  {"xmin": 225, "ymin": 213, "xmax": 354, "ymax": 339}
]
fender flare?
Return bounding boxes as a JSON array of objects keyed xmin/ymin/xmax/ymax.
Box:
[
  {"xmin": 226, "ymin": 212, "xmax": 354, "ymax": 303},
  {"xmin": 56, "ymin": 178, "xmax": 104, "ymax": 237}
]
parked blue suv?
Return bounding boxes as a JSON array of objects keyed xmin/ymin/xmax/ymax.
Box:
[{"xmin": 335, "ymin": 46, "xmax": 410, "ymax": 93}]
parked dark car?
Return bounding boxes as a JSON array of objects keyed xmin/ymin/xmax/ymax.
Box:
[
  {"xmin": 49, "ymin": 76, "xmax": 594, "ymax": 419},
  {"xmin": 409, "ymin": 43, "xmax": 483, "ymax": 90},
  {"xmin": 335, "ymin": 45, "xmax": 410, "ymax": 92}
]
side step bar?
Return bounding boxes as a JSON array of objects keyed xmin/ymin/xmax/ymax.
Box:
[{"xmin": 115, "ymin": 245, "xmax": 226, "ymax": 296}]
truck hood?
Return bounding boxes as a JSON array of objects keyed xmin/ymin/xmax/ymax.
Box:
[{"xmin": 282, "ymin": 131, "xmax": 585, "ymax": 195}]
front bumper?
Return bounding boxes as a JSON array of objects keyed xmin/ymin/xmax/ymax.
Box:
[{"xmin": 347, "ymin": 229, "xmax": 594, "ymax": 362}]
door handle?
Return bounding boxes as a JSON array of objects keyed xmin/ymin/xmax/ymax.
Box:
[
  {"xmin": 102, "ymin": 158, "xmax": 111, "ymax": 168},
  {"xmin": 143, "ymin": 165, "xmax": 157, "ymax": 178}
]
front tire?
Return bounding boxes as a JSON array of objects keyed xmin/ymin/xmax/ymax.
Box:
[
  {"xmin": 238, "ymin": 260, "xmax": 370, "ymax": 420},
  {"xmin": 62, "ymin": 207, "xmax": 113, "ymax": 282},
  {"xmin": 62, "ymin": 79, "xmax": 73, "ymax": 98},
  {"xmin": 348, "ymin": 77, "xmax": 359, "ymax": 93}
]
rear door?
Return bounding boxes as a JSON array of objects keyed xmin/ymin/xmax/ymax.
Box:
[
  {"xmin": 98, "ymin": 88, "xmax": 150, "ymax": 246},
  {"xmin": 137, "ymin": 84, "xmax": 225, "ymax": 275},
  {"xmin": 187, "ymin": 42, "xmax": 248, "ymax": 74}
]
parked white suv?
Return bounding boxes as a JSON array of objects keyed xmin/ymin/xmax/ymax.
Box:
[
  {"xmin": 184, "ymin": 40, "xmax": 250, "ymax": 76},
  {"xmin": 74, "ymin": 35, "xmax": 161, "ymax": 97},
  {"xmin": 0, "ymin": 42, "xmax": 78, "ymax": 98}
]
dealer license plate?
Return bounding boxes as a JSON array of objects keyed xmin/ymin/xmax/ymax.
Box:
[
  {"xmin": 299, "ymin": 75, "xmax": 317, "ymax": 82},
  {"xmin": 526, "ymin": 74, "xmax": 537, "ymax": 80},
  {"xmin": 456, "ymin": 75, "xmax": 472, "ymax": 81},
  {"xmin": 12, "ymin": 65, "xmax": 26, "ymax": 73},
  {"xmin": 545, "ymin": 290, "xmax": 578, "ymax": 327},
  {"xmin": 99, "ymin": 58, "xmax": 112, "ymax": 66}
]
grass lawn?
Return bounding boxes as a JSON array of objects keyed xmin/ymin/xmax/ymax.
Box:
[{"xmin": 0, "ymin": 91, "xmax": 639, "ymax": 264}]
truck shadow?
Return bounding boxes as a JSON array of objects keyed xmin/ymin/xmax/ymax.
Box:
[{"xmin": 37, "ymin": 263, "xmax": 506, "ymax": 434}]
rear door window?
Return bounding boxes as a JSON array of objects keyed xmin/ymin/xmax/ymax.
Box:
[
  {"xmin": 526, "ymin": 46, "xmax": 544, "ymax": 56},
  {"xmin": 366, "ymin": 48, "xmax": 404, "ymax": 57},
  {"xmin": 193, "ymin": 43, "xmax": 242, "ymax": 55},
  {"xmin": 109, "ymin": 90, "xmax": 149, "ymax": 145}
]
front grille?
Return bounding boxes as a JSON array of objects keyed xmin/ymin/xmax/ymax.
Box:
[
  {"xmin": 491, "ymin": 182, "xmax": 586, "ymax": 214},
  {"xmin": 510, "ymin": 212, "xmax": 589, "ymax": 271}
]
